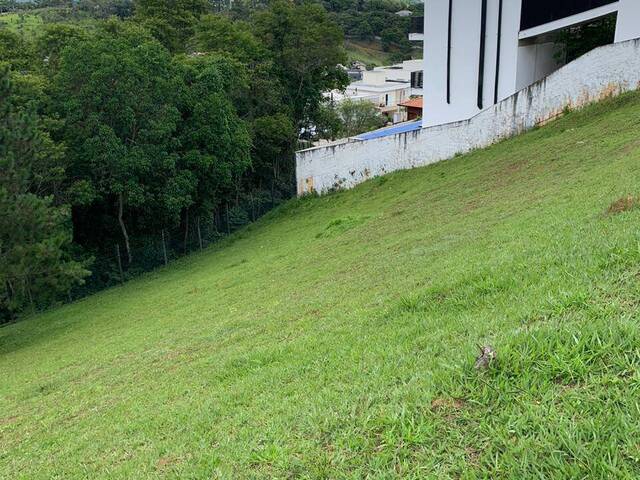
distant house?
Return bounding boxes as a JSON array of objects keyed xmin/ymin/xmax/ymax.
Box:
[
  {"xmin": 372, "ymin": 59, "xmax": 424, "ymax": 96},
  {"xmin": 398, "ymin": 97, "xmax": 423, "ymax": 121},
  {"xmin": 329, "ymin": 60, "xmax": 424, "ymax": 123}
]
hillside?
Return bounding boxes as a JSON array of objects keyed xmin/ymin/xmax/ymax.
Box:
[
  {"xmin": 3, "ymin": 92, "xmax": 640, "ymax": 478},
  {"xmin": 344, "ymin": 38, "xmax": 422, "ymax": 67}
]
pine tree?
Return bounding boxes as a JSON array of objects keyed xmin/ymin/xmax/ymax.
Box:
[{"xmin": 0, "ymin": 67, "xmax": 89, "ymax": 321}]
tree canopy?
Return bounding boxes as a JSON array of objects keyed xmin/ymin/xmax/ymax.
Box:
[{"xmin": 0, "ymin": 0, "xmax": 349, "ymax": 322}]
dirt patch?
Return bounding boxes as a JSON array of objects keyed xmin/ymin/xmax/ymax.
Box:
[
  {"xmin": 0, "ymin": 415, "xmax": 18, "ymax": 426},
  {"xmin": 466, "ymin": 446, "xmax": 481, "ymax": 467},
  {"xmin": 491, "ymin": 159, "xmax": 532, "ymax": 189},
  {"xmin": 607, "ymin": 195, "xmax": 640, "ymax": 215},
  {"xmin": 430, "ymin": 397, "xmax": 465, "ymax": 411},
  {"xmin": 156, "ymin": 455, "xmax": 181, "ymax": 471},
  {"xmin": 463, "ymin": 199, "xmax": 479, "ymax": 213}
]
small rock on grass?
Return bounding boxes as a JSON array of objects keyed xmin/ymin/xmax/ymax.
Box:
[{"xmin": 474, "ymin": 345, "xmax": 496, "ymax": 370}]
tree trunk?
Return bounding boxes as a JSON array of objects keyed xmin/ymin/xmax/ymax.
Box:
[
  {"xmin": 161, "ymin": 229, "xmax": 168, "ymax": 266},
  {"xmin": 250, "ymin": 191, "xmax": 256, "ymax": 221},
  {"xmin": 271, "ymin": 180, "xmax": 275, "ymax": 208},
  {"xmin": 115, "ymin": 243, "xmax": 125, "ymax": 284},
  {"xmin": 117, "ymin": 192, "xmax": 132, "ymax": 264},
  {"xmin": 212, "ymin": 209, "xmax": 219, "ymax": 234},
  {"xmin": 183, "ymin": 207, "xmax": 189, "ymax": 254},
  {"xmin": 197, "ymin": 216, "xmax": 203, "ymax": 250}
]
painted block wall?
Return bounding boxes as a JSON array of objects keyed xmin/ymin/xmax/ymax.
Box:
[{"xmin": 296, "ymin": 38, "xmax": 640, "ymax": 195}]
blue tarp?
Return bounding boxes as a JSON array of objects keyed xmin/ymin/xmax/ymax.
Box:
[{"xmin": 354, "ymin": 120, "xmax": 422, "ymax": 141}]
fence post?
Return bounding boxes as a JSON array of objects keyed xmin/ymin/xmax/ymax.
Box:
[
  {"xmin": 213, "ymin": 209, "xmax": 219, "ymax": 234},
  {"xmin": 115, "ymin": 243, "xmax": 124, "ymax": 284},
  {"xmin": 183, "ymin": 208, "xmax": 189, "ymax": 254},
  {"xmin": 250, "ymin": 191, "xmax": 256, "ymax": 222},
  {"xmin": 161, "ymin": 229, "xmax": 168, "ymax": 266}
]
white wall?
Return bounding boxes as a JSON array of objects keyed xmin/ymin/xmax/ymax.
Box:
[
  {"xmin": 496, "ymin": 0, "xmax": 523, "ymax": 102},
  {"xmin": 516, "ymin": 41, "xmax": 563, "ymax": 91},
  {"xmin": 422, "ymin": 0, "xmax": 522, "ymax": 127},
  {"xmin": 297, "ymin": 38, "xmax": 640, "ymax": 195},
  {"xmin": 616, "ymin": 0, "xmax": 640, "ymax": 42}
]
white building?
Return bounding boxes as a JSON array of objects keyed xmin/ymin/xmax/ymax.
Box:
[
  {"xmin": 422, "ymin": 0, "xmax": 640, "ymax": 127},
  {"xmin": 330, "ymin": 60, "xmax": 424, "ymax": 123},
  {"xmin": 373, "ymin": 59, "xmax": 424, "ymax": 96}
]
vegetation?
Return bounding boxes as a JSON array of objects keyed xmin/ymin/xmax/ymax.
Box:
[
  {"xmin": 317, "ymin": 98, "xmax": 386, "ymax": 139},
  {"xmin": 344, "ymin": 38, "xmax": 393, "ymax": 67},
  {"xmin": 554, "ymin": 14, "xmax": 617, "ymax": 63},
  {"xmin": 0, "ymin": 67, "xmax": 89, "ymax": 318},
  {"xmin": 0, "ymin": 0, "xmax": 347, "ymax": 321},
  {"xmin": 0, "ymin": 12, "xmax": 44, "ymax": 36},
  {"xmin": 325, "ymin": 0, "xmax": 419, "ymax": 62},
  {"xmin": 2, "ymin": 92, "xmax": 640, "ymax": 477}
]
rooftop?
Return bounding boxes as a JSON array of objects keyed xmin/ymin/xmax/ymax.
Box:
[{"xmin": 398, "ymin": 97, "xmax": 423, "ymax": 109}]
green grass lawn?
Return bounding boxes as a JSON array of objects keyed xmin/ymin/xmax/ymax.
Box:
[{"xmin": 3, "ymin": 92, "xmax": 640, "ymax": 478}]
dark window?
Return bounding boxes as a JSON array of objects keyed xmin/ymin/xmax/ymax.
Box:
[
  {"xmin": 411, "ymin": 71, "xmax": 423, "ymax": 89},
  {"xmin": 410, "ymin": 16, "xmax": 424, "ymax": 34},
  {"xmin": 520, "ymin": 0, "xmax": 617, "ymax": 30}
]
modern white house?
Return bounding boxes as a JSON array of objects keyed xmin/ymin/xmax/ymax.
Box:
[
  {"xmin": 423, "ymin": 0, "xmax": 640, "ymax": 127},
  {"xmin": 296, "ymin": 0, "xmax": 640, "ymax": 195}
]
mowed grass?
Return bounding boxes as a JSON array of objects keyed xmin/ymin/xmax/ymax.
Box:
[{"xmin": 3, "ymin": 93, "xmax": 640, "ymax": 478}]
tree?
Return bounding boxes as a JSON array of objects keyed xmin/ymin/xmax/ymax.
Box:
[
  {"xmin": 193, "ymin": 12, "xmax": 298, "ymax": 197},
  {"xmin": 34, "ymin": 24, "xmax": 87, "ymax": 75},
  {"xmin": 53, "ymin": 21, "xmax": 190, "ymax": 264},
  {"xmin": 554, "ymin": 16, "xmax": 616, "ymax": 64},
  {"xmin": 336, "ymin": 99, "xmax": 385, "ymax": 137},
  {"xmin": 0, "ymin": 67, "xmax": 88, "ymax": 321},
  {"xmin": 253, "ymin": 1, "xmax": 349, "ymax": 130},
  {"xmin": 249, "ymin": 113, "xmax": 295, "ymax": 190},
  {"xmin": 134, "ymin": 0, "xmax": 208, "ymax": 52},
  {"xmin": 193, "ymin": 14, "xmax": 263, "ymax": 64},
  {"xmin": 0, "ymin": 29, "xmax": 34, "ymax": 71},
  {"xmin": 314, "ymin": 102, "xmax": 343, "ymax": 141},
  {"xmin": 175, "ymin": 54, "xmax": 252, "ymax": 227}
]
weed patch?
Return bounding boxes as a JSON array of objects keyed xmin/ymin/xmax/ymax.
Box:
[
  {"xmin": 315, "ymin": 215, "xmax": 370, "ymax": 238},
  {"xmin": 607, "ymin": 194, "xmax": 640, "ymax": 215}
]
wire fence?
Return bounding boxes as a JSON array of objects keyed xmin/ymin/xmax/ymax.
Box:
[{"xmin": 69, "ymin": 189, "xmax": 287, "ymax": 301}]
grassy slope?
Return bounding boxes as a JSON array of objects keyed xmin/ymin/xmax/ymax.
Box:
[
  {"xmin": 2, "ymin": 93, "xmax": 640, "ymax": 478},
  {"xmin": 344, "ymin": 39, "xmax": 423, "ymax": 67},
  {"xmin": 344, "ymin": 39, "xmax": 393, "ymax": 66}
]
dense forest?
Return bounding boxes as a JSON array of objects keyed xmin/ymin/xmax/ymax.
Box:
[{"xmin": 0, "ymin": 0, "xmax": 371, "ymax": 321}]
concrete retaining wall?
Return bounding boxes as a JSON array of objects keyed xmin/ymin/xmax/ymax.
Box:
[{"xmin": 296, "ymin": 38, "xmax": 640, "ymax": 195}]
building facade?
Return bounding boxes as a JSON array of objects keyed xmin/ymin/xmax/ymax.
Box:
[{"xmin": 422, "ymin": 0, "xmax": 640, "ymax": 127}]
